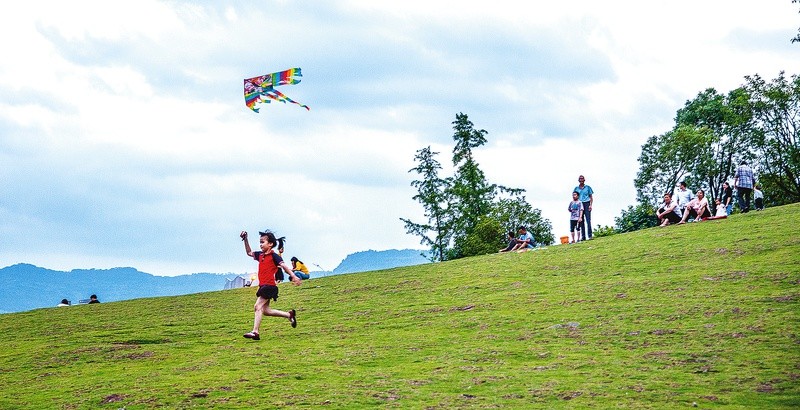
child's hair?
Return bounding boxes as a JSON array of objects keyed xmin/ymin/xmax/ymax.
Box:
[
  {"xmin": 260, "ymin": 231, "xmax": 277, "ymax": 246},
  {"xmin": 276, "ymin": 236, "xmax": 286, "ymax": 250},
  {"xmin": 572, "ymin": 190, "xmax": 579, "ymax": 196}
]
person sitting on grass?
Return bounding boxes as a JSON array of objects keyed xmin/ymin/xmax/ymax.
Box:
[
  {"xmin": 499, "ymin": 230, "xmax": 518, "ymax": 252},
  {"xmin": 714, "ymin": 198, "xmax": 727, "ymax": 217},
  {"xmin": 511, "ymin": 226, "xmax": 536, "ymax": 252},
  {"xmin": 290, "ymin": 257, "xmax": 311, "ymax": 280},
  {"xmin": 678, "ymin": 189, "xmax": 711, "ymax": 224},
  {"xmin": 657, "ymin": 192, "xmax": 682, "ymax": 227}
]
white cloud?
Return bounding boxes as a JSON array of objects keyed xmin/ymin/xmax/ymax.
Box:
[{"xmin": 1, "ymin": 0, "xmax": 798, "ymax": 275}]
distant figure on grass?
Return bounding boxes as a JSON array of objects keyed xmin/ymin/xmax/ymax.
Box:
[
  {"xmin": 511, "ymin": 226, "xmax": 535, "ymax": 252},
  {"xmin": 656, "ymin": 192, "xmax": 682, "ymax": 227},
  {"xmin": 734, "ymin": 161, "xmax": 755, "ymax": 213},
  {"xmin": 754, "ymin": 185, "xmax": 764, "ymax": 211},
  {"xmin": 290, "ymin": 257, "xmax": 311, "ymax": 280},
  {"xmin": 573, "ymin": 175, "xmax": 594, "ymax": 240},
  {"xmin": 499, "ymin": 230, "xmax": 518, "ymax": 252},
  {"xmin": 57, "ymin": 299, "xmax": 70, "ymax": 307},
  {"xmin": 88, "ymin": 294, "xmax": 100, "ymax": 304},
  {"xmin": 568, "ymin": 191, "xmax": 584, "ymax": 242},
  {"xmin": 678, "ymin": 190, "xmax": 711, "ymax": 224},
  {"xmin": 240, "ymin": 230, "xmax": 301, "ymax": 341}
]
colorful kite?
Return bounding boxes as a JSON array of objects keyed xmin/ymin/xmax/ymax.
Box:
[{"xmin": 244, "ymin": 68, "xmax": 310, "ymax": 112}]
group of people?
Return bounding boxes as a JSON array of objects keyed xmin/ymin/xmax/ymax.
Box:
[
  {"xmin": 56, "ymin": 294, "xmax": 100, "ymax": 307},
  {"xmin": 656, "ymin": 161, "xmax": 764, "ymax": 227},
  {"xmin": 566, "ymin": 175, "xmax": 594, "ymax": 243}
]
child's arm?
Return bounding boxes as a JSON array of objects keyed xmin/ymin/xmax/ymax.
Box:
[
  {"xmin": 240, "ymin": 231, "xmax": 254, "ymax": 257},
  {"xmin": 279, "ymin": 261, "xmax": 301, "ymax": 285}
]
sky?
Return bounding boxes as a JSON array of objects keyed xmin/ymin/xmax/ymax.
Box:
[{"xmin": 1, "ymin": 1, "xmax": 798, "ymax": 276}]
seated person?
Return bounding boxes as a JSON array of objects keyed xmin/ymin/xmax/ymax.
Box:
[
  {"xmin": 290, "ymin": 257, "xmax": 311, "ymax": 280},
  {"xmin": 714, "ymin": 198, "xmax": 727, "ymax": 217},
  {"xmin": 499, "ymin": 230, "xmax": 518, "ymax": 252},
  {"xmin": 88, "ymin": 294, "xmax": 100, "ymax": 304},
  {"xmin": 678, "ymin": 189, "xmax": 711, "ymax": 224},
  {"xmin": 511, "ymin": 226, "xmax": 535, "ymax": 252},
  {"xmin": 657, "ymin": 192, "xmax": 682, "ymax": 226}
]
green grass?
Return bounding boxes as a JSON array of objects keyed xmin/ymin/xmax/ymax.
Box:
[{"xmin": 1, "ymin": 205, "xmax": 798, "ymax": 409}]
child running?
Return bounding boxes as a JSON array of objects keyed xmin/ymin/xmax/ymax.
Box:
[
  {"xmin": 568, "ymin": 191, "xmax": 584, "ymax": 243},
  {"xmin": 240, "ymin": 230, "xmax": 301, "ymax": 340}
]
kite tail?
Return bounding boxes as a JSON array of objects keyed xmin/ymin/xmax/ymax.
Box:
[{"xmin": 267, "ymin": 89, "xmax": 310, "ymax": 111}]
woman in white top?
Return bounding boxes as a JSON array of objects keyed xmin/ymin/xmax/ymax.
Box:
[{"xmin": 678, "ymin": 190, "xmax": 711, "ymax": 224}]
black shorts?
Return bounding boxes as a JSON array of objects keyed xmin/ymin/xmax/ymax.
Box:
[
  {"xmin": 570, "ymin": 220, "xmax": 580, "ymax": 232},
  {"xmin": 275, "ymin": 270, "xmax": 285, "ymax": 281},
  {"xmin": 256, "ymin": 285, "xmax": 279, "ymax": 301}
]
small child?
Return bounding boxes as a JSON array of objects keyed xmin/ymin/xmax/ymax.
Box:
[
  {"xmin": 568, "ymin": 191, "xmax": 584, "ymax": 243},
  {"xmin": 240, "ymin": 230, "xmax": 301, "ymax": 341},
  {"xmin": 714, "ymin": 198, "xmax": 727, "ymax": 217},
  {"xmin": 754, "ymin": 185, "xmax": 764, "ymax": 210}
]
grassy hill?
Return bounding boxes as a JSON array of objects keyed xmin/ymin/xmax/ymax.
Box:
[{"xmin": 1, "ymin": 204, "xmax": 798, "ymax": 409}]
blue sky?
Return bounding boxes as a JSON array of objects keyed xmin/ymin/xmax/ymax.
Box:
[{"xmin": 1, "ymin": 1, "xmax": 798, "ymax": 275}]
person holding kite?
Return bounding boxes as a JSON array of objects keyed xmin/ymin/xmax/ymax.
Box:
[{"xmin": 240, "ymin": 229, "xmax": 301, "ymax": 341}]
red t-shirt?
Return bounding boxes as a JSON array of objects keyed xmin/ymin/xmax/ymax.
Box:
[{"xmin": 253, "ymin": 251, "xmax": 283, "ymax": 286}]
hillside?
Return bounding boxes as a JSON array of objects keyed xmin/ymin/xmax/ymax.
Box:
[{"xmin": 0, "ymin": 204, "xmax": 797, "ymax": 409}]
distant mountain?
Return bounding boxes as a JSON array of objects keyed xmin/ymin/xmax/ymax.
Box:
[
  {"xmin": 331, "ymin": 249, "xmax": 429, "ymax": 274},
  {"xmin": 0, "ymin": 264, "xmax": 238, "ymax": 314},
  {"xmin": 0, "ymin": 249, "xmax": 429, "ymax": 313}
]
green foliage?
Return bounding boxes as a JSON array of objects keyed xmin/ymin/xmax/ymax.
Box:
[
  {"xmin": 404, "ymin": 113, "xmax": 553, "ymax": 260},
  {"xmin": 1, "ymin": 205, "xmax": 798, "ymax": 408},
  {"xmin": 743, "ymin": 72, "xmax": 800, "ymax": 204},
  {"xmin": 592, "ymin": 224, "xmax": 617, "ymax": 237},
  {"xmin": 614, "ymin": 203, "xmax": 659, "ymax": 233},
  {"xmin": 401, "ymin": 146, "xmax": 452, "ymax": 262},
  {"xmin": 634, "ymin": 124, "xmax": 715, "ymax": 205},
  {"xmin": 490, "ymin": 196, "xmax": 555, "ymax": 245},
  {"xmin": 458, "ymin": 216, "xmax": 505, "ymax": 257}
]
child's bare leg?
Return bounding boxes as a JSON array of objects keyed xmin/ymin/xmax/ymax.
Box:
[
  {"xmin": 252, "ymin": 297, "xmax": 267, "ymax": 333},
  {"xmin": 263, "ymin": 304, "xmax": 291, "ymax": 319}
]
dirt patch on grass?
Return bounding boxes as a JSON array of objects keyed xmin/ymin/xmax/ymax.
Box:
[{"xmin": 100, "ymin": 394, "xmax": 126, "ymax": 404}]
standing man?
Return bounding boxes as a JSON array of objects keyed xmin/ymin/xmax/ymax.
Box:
[
  {"xmin": 675, "ymin": 181, "xmax": 694, "ymax": 213},
  {"xmin": 734, "ymin": 161, "xmax": 755, "ymax": 213},
  {"xmin": 574, "ymin": 175, "xmax": 594, "ymax": 240}
]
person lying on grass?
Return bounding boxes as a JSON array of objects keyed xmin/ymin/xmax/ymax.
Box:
[{"xmin": 240, "ymin": 230, "xmax": 301, "ymax": 341}]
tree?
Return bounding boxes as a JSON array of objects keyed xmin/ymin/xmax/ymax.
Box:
[
  {"xmin": 460, "ymin": 216, "xmax": 506, "ymax": 257},
  {"xmin": 447, "ymin": 113, "xmax": 499, "ymax": 258},
  {"xmin": 489, "ymin": 196, "xmax": 554, "ymax": 246},
  {"xmin": 743, "ymin": 72, "xmax": 800, "ymax": 204},
  {"xmin": 634, "ymin": 125, "xmax": 714, "ymax": 206},
  {"xmin": 403, "ymin": 113, "xmax": 554, "ymax": 261},
  {"xmin": 400, "ymin": 146, "xmax": 452, "ymax": 262},
  {"xmin": 614, "ymin": 203, "xmax": 658, "ymax": 233},
  {"xmin": 675, "ymin": 87, "xmax": 754, "ymax": 203}
]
